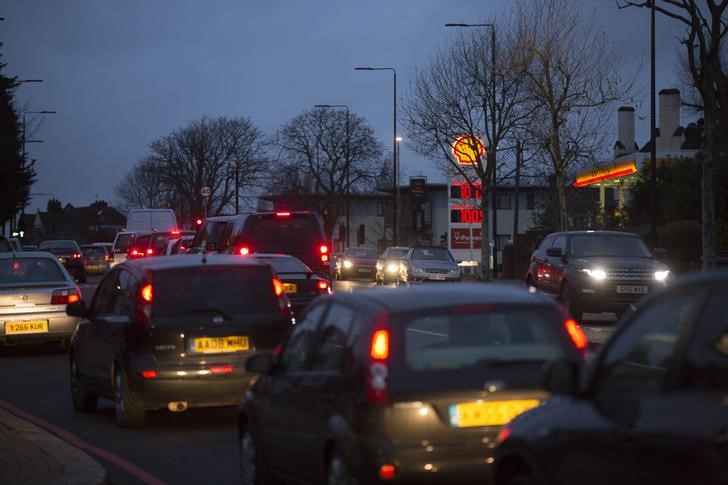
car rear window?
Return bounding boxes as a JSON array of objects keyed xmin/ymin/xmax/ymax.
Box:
[
  {"xmin": 411, "ymin": 247, "xmax": 454, "ymax": 261},
  {"xmin": 246, "ymin": 215, "xmax": 324, "ymax": 253},
  {"xmin": 134, "ymin": 235, "xmax": 151, "ymax": 248},
  {"xmin": 256, "ymin": 257, "xmax": 310, "ymax": 274},
  {"xmin": 0, "ymin": 258, "xmax": 66, "ymax": 285},
  {"xmin": 114, "ymin": 234, "xmax": 136, "ymax": 252},
  {"xmin": 152, "ymin": 265, "xmax": 279, "ymax": 319},
  {"xmin": 82, "ymin": 246, "xmax": 106, "ymax": 255},
  {"xmin": 389, "ymin": 305, "xmax": 566, "ymax": 391}
]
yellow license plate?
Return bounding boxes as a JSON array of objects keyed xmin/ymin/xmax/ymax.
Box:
[
  {"xmin": 5, "ymin": 320, "xmax": 49, "ymax": 335},
  {"xmin": 283, "ymin": 283, "xmax": 297, "ymax": 294},
  {"xmin": 449, "ymin": 399, "xmax": 540, "ymax": 428},
  {"xmin": 190, "ymin": 336, "xmax": 249, "ymax": 354}
]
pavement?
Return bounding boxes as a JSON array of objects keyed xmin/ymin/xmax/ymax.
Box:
[{"xmin": 0, "ymin": 406, "xmax": 106, "ymax": 484}]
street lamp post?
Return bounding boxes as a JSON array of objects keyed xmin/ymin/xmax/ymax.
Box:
[
  {"xmin": 314, "ymin": 104, "xmax": 351, "ymax": 248},
  {"xmin": 446, "ymin": 22, "xmax": 497, "ymax": 279},
  {"xmin": 354, "ymin": 66, "xmax": 398, "ymax": 245}
]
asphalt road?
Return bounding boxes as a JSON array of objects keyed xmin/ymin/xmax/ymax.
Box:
[{"xmin": 0, "ymin": 274, "xmax": 617, "ymax": 484}]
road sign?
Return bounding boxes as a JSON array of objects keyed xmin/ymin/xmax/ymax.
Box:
[{"xmin": 200, "ymin": 186, "xmax": 211, "ymax": 197}]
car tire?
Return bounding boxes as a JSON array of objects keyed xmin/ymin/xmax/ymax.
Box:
[
  {"xmin": 114, "ymin": 368, "xmax": 146, "ymax": 428},
  {"xmin": 559, "ymin": 282, "xmax": 583, "ymax": 323},
  {"xmin": 327, "ymin": 451, "xmax": 357, "ymax": 485},
  {"xmin": 70, "ymin": 356, "xmax": 97, "ymax": 413},
  {"xmin": 239, "ymin": 427, "xmax": 273, "ymax": 485}
]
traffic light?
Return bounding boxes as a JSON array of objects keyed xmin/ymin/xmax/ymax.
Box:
[{"xmin": 195, "ymin": 217, "xmax": 204, "ymax": 228}]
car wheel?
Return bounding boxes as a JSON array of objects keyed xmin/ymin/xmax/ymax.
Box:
[
  {"xmin": 239, "ymin": 427, "xmax": 272, "ymax": 485},
  {"xmin": 70, "ymin": 357, "xmax": 97, "ymax": 413},
  {"xmin": 327, "ymin": 451, "xmax": 357, "ymax": 485},
  {"xmin": 559, "ymin": 282, "xmax": 583, "ymax": 323},
  {"xmin": 114, "ymin": 368, "xmax": 146, "ymax": 428}
]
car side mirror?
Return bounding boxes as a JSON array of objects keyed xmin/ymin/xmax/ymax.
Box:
[
  {"xmin": 653, "ymin": 248, "xmax": 667, "ymax": 258},
  {"xmin": 246, "ymin": 352, "xmax": 275, "ymax": 375},
  {"xmin": 546, "ymin": 247, "xmax": 563, "ymax": 257},
  {"xmin": 542, "ymin": 359, "xmax": 580, "ymax": 395},
  {"xmin": 66, "ymin": 300, "xmax": 88, "ymax": 318}
]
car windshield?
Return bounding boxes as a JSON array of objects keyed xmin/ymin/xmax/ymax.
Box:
[
  {"xmin": 152, "ymin": 265, "xmax": 279, "ymax": 319},
  {"xmin": 390, "ymin": 305, "xmax": 566, "ymax": 392},
  {"xmin": 256, "ymin": 257, "xmax": 310, "ymax": 274},
  {"xmin": 347, "ymin": 248, "xmax": 377, "ymax": 258},
  {"xmin": 570, "ymin": 235, "xmax": 652, "ymax": 258},
  {"xmin": 0, "ymin": 258, "xmax": 66, "ymax": 285},
  {"xmin": 411, "ymin": 247, "xmax": 453, "ymax": 261},
  {"xmin": 114, "ymin": 234, "xmax": 135, "ymax": 252},
  {"xmin": 387, "ymin": 248, "xmax": 408, "ymax": 259}
]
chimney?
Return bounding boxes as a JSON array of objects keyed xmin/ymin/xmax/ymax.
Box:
[
  {"xmin": 659, "ymin": 89, "xmax": 680, "ymax": 140},
  {"xmin": 616, "ymin": 106, "xmax": 635, "ymax": 156}
]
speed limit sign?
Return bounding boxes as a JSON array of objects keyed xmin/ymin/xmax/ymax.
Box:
[{"xmin": 200, "ymin": 186, "xmax": 211, "ymax": 197}]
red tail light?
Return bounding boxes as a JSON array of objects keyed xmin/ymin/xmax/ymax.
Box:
[
  {"xmin": 136, "ymin": 282, "xmax": 153, "ymax": 324},
  {"xmin": 129, "ymin": 248, "xmax": 143, "ymax": 258},
  {"xmin": 171, "ymin": 230, "xmax": 180, "ymax": 235},
  {"xmin": 51, "ymin": 287, "xmax": 81, "ymax": 305},
  {"xmin": 72, "ymin": 253, "xmax": 81, "ymax": 259},
  {"xmin": 319, "ymin": 244, "xmax": 329, "ymax": 254},
  {"xmin": 317, "ymin": 280, "xmax": 329, "ymax": 291},
  {"xmin": 272, "ymin": 278, "xmax": 284, "ymax": 297},
  {"xmin": 378, "ymin": 464, "xmax": 396, "ymax": 481},
  {"xmin": 140, "ymin": 283, "xmax": 153, "ymax": 302},
  {"xmin": 146, "ymin": 248, "xmax": 154, "ymax": 256},
  {"xmin": 210, "ymin": 365, "xmax": 234, "ymax": 375},
  {"xmin": 104, "ymin": 255, "xmax": 110, "ymax": 262},
  {"xmin": 370, "ymin": 329, "xmax": 390, "ymax": 360},
  {"xmin": 564, "ymin": 319, "xmax": 588, "ymax": 351},
  {"xmin": 366, "ymin": 314, "xmax": 390, "ymax": 405},
  {"xmin": 239, "ymin": 246, "xmax": 250, "ymax": 255},
  {"xmin": 276, "ymin": 211, "xmax": 291, "ymax": 217},
  {"xmin": 140, "ymin": 370, "xmax": 157, "ymax": 379}
]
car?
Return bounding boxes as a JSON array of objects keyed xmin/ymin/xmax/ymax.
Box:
[
  {"xmin": 399, "ymin": 245, "xmax": 462, "ymax": 284},
  {"xmin": 375, "ymin": 246, "xmax": 410, "ymax": 284},
  {"xmin": 66, "ymin": 254, "xmax": 294, "ymax": 427},
  {"xmin": 80, "ymin": 244, "xmax": 111, "ymax": 275},
  {"xmin": 111, "ymin": 231, "xmax": 138, "ymax": 267},
  {"xmin": 238, "ymin": 283, "xmax": 587, "ymax": 484},
  {"xmin": 250, "ymin": 253, "xmax": 332, "ymax": 316},
  {"xmin": 525, "ymin": 230, "xmax": 670, "ymax": 322},
  {"xmin": 191, "ymin": 211, "xmax": 331, "ymax": 277},
  {"xmin": 0, "ymin": 252, "xmax": 81, "ymax": 348},
  {"xmin": 335, "ymin": 246, "xmax": 378, "ymax": 281},
  {"xmin": 38, "ymin": 240, "xmax": 87, "ymax": 283},
  {"xmin": 125, "ymin": 208, "xmax": 178, "ymax": 233},
  {"xmin": 490, "ymin": 269, "xmax": 728, "ymax": 485},
  {"xmin": 125, "ymin": 232, "xmax": 154, "ymax": 260},
  {"xmin": 166, "ymin": 235, "xmax": 194, "ymax": 255}
]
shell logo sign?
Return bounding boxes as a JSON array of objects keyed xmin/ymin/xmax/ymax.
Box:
[{"xmin": 452, "ymin": 136, "xmax": 485, "ymax": 165}]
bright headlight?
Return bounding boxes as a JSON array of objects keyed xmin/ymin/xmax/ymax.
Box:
[
  {"xmin": 386, "ymin": 263, "xmax": 399, "ymax": 273},
  {"xmin": 343, "ymin": 260, "xmax": 353, "ymax": 269},
  {"xmin": 582, "ymin": 268, "xmax": 607, "ymax": 281},
  {"xmin": 654, "ymin": 270, "xmax": 669, "ymax": 281}
]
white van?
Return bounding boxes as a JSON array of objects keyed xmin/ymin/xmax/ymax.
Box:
[{"xmin": 126, "ymin": 209, "xmax": 177, "ymax": 233}]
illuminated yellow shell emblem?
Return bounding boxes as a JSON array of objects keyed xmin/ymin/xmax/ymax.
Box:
[{"xmin": 452, "ymin": 136, "xmax": 485, "ymax": 165}]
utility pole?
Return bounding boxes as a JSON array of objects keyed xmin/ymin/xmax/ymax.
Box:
[{"xmin": 512, "ymin": 141, "xmax": 521, "ymax": 276}]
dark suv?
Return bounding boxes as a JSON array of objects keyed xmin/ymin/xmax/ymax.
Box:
[
  {"xmin": 238, "ymin": 283, "xmax": 586, "ymax": 484},
  {"xmin": 525, "ymin": 231, "xmax": 670, "ymax": 321},
  {"xmin": 66, "ymin": 254, "xmax": 293, "ymax": 427}
]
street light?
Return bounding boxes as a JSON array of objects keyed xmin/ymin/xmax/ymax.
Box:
[
  {"xmin": 446, "ymin": 22, "xmax": 497, "ymax": 279},
  {"xmin": 314, "ymin": 104, "xmax": 351, "ymax": 248},
  {"xmin": 354, "ymin": 66, "xmax": 398, "ymax": 245}
]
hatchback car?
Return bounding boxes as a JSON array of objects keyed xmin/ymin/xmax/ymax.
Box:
[
  {"xmin": 525, "ymin": 230, "xmax": 670, "ymax": 322},
  {"xmin": 335, "ymin": 246, "xmax": 378, "ymax": 281},
  {"xmin": 399, "ymin": 246, "xmax": 462, "ymax": 284},
  {"xmin": 38, "ymin": 240, "xmax": 87, "ymax": 283},
  {"xmin": 376, "ymin": 246, "xmax": 410, "ymax": 284},
  {"xmin": 238, "ymin": 283, "xmax": 587, "ymax": 484},
  {"xmin": 0, "ymin": 252, "xmax": 81, "ymax": 347},
  {"xmin": 491, "ymin": 270, "xmax": 728, "ymax": 485},
  {"xmin": 67, "ymin": 254, "xmax": 294, "ymax": 427},
  {"xmin": 80, "ymin": 244, "xmax": 111, "ymax": 275}
]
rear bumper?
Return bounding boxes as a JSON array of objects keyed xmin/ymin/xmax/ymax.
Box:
[{"xmin": 0, "ymin": 312, "xmax": 79, "ymax": 344}]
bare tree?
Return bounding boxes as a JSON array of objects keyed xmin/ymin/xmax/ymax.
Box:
[
  {"xmin": 404, "ymin": 18, "xmax": 530, "ymax": 280},
  {"xmin": 114, "ymin": 156, "xmax": 171, "ymax": 211},
  {"xmin": 273, "ymin": 108, "xmax": 384, "ymax": 240},
  {"xmin": 515, "ymin": 0, "xmax": 634, "ymax": 231},
  {"xmin": 619, "ymin": 0, "xmax": 728, "ymax": 270}
]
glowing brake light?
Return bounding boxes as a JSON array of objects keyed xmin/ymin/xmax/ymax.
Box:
[
  {"xmin": 378, "ymin": 464, "xmax": 396, "ymax": 480},
  {"xmin": 317, "ymin": 280, "xmax": 329, "ymax": 291},
  {"xmin": 146, "ymin": 248, "xmax": 154, "ymax": 255},
  {"xmin": 51, "ymin": 288, "xmax": 81, "ymax": 305},
  {"xmin": 371, "ymin": 329, "xmax": 390, "ymax": 360},
  {"xmin": 239, "ymin": 246, "xmax": 250, "ymax": 255},
  {"xmin": 276, "ymin": 211, "xmax": 291, "ymax": 217},
  {"xmin": 171, "ymin": 230, "xmax": 180, "ymax": 235},
  {"xmin": 72, "ymin": 253, "xmax": 81, "ymax": 259},
  {"xmin": 140, "ymin": 283, "xmax": 153, "ymax": 303},
  {"xmin": 272, "ymin": 278, "xmax": 284, "ymax": 297},
  {"xmin": 136, "ymin": 282, "xmax": 153, "ymax": 325},
  {"xmin": 319, "ymin": 244, "xmax": 329, "ymax": 254},
  {"xmin": 210, "ymin": 365, "xmax": 234, "ymax": 375},
  {"xmin": 564, "ymin": 319, "xmax": 588, "ymax": 351},
  {"xmin": 140, "ymin": 370, "xmax": 157, "ymax": 379}
]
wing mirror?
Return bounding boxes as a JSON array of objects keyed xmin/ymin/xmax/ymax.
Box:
[
  {"xmin": 246, "ymin": 352, "xmax": 275, "ymax": 375},
  {"xmin": 66, "ymin": 300, "xmax": 88, "ymax": 318},
  {"xmin": 546, "ymin": 247, "xmax": 563, "ymax": 257}
]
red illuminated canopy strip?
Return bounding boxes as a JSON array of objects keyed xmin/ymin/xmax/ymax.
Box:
[{"xmin": 573, "ymin": 167, "xmax": 637, "ymax": 187}]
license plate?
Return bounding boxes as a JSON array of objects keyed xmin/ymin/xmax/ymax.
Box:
[
  {"xmin": 449, "ymin": 399, "xmax": 540, "ymax": 428},
  {"xmin": 5, "ymin": 320, "xmax": 49, "ymax": 335},
  {"xmin": 617, "ymin": 285, "xmax": 648, "ymax": 294},
  {"xmin": 283, "ymin": 283, "xmax": 297, "ymax": 294},
  {"xmin": 188, "ymin": 336, "xmax": 249, "ymax": 354},
  {"xmin": 429, "ymin": 274, "xmax": 446, "ymax": 281},
  {"xmin": 357, "ymin": 268, "xmax": 371, "ymax": 273}
]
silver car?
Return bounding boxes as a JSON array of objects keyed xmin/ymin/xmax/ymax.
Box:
[
  {"xmin": 399, "ymin": 246, "xmax": 463, "ymax": 284},
  {"xmin": 0, "ymin": 252, "xmax": 82, "ymax": 348}
]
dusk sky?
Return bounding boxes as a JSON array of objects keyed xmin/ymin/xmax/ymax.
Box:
[{"xmin": 3, "ymin": 1, "xmax": 688, "ymax": 213}]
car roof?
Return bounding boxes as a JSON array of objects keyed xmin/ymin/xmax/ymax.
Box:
[
  {"xmin": 548, "ymin": 230, "xmax": 640, "ymax": 238},
  {"xmin": 120, "ymin": 253, "xmax": 271, "ymax": 272},
  {"xmin": 39, "ymin": 239, "xmax": 77, "ymax": 244},
  {"xmin": 0, "ymin": 251, "xmax": 62, "ymax": 260},
  {"xmin": 332, "ymin": 282, "xmax": 554, "ymax": 315}
]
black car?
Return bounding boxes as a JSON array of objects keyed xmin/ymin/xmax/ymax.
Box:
[
  {"xmin": 238, "ymin": 283, "xmax": 586, "ymax": 484},
  {"xmin": 250, "ymin": 254, "xmax": 332, "ymax": 316},
  {"xmin": 491, "ymin": 270, "xmax": 728, "ymax": 485},
  {"xmin": 66, "ymin": 254, "xmax": 294, "ymax": 427},
  {"xmin": 38, "ymin": 240, "xmax": 87, "ymax": 283},
  {"xmin": 375, "ymin": 246, "xmax": 410, "ymax": 284},
  {"xmin": 525, "ymin": 230, "xmax": 670, "ymax": 321},
  {"xmin": 335, "ymin": 246, "xmax": 378, "ymax": 280}
]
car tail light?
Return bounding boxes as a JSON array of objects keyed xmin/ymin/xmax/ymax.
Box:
[
  {"xmin": 140, "ymin": 370, "xmax": 157, "ymax": 379},
  {"xmin": 370, "ymin": 329, "xmax": 389, "ymax": 360},
  {"xmin": 239, "ymin": 246, "xmax": 250, "ymax": 255},
  {"xmin": 272, "ymin": 278, "xmax": 284, "ymax": 297},
  {"xmin": 276, "ymin": 211, "xmax": 291, "ymax": 217},
  {"xmin": 51, "ymin": 287, "xmax": 81, "ymax": 305},
  {"xmin": 564, "ymin": 319, "xmax": 588, "ymax": 351},
  {"xmin": 319, "ymin": 244, "xmax": 329, "ymax": 254},
  {"xmin": 366, "ymin": 314, "xmax": 390, "ymax": 406},
  {"xmin": 129, "ymin": 248, "xmax": 143, "ymax": 258},
  {"xmin": 210, "ymin": 365, "xmax": 234, "ymax": 375},
  {"xmin": 104, "ymin": 254, "xmax": 110, "ymax": 262},
  {"xmin": 378, "ymin": 464, "xmax": 396, "ymax": 481},
  {"xmin": 171, "ymin": 230, "xmax": 180, "ymax": 235},
  {"xmin": 71, "ymin": 253, "xmax": 81, "ymax": 259},
  {"xmin": 136, "ymin": 282, "xmax": 153, "ymax": 324},
  {"xmin": 317, "ymin": 280, "xmax": 329, "ymax": 291},
  {"xmin": 146, "ymin": 248, "xmax": 154, "ymax": 256}
]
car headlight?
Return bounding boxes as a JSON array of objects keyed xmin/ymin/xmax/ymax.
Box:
[
  {"xmin": 386, "ymin": 263, "xmax": 399, "ymax": 273},
  {"xmin": 581, "ymin": 268, "xmax": 607, "ymax": 281},
  {"xmin": 343, "ymin": 260, "xmax": 353, "ymax": 269},
  {"xmin": 654, "ymin": 270, "xmax": 669, "ymax": 281}
]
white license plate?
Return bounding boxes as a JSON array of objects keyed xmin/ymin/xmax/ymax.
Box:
[
  {"xmin": 429, "ymin": 274, "xmax": 446, "ymax": 281},
  {"xmin": 357, "ymin": 268, "xmax": 371, "ymax": 272},
  {"xmin": 617, "ymin": 285, "xmax": 648, "ymax": 294}
]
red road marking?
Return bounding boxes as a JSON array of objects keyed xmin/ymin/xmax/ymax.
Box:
[{"xmin": 0, "ymin": 399, "xmax": 166, "ymax": 485}]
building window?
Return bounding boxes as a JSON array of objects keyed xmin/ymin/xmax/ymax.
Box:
[
  {"xmin": 496, "ymin": 234, "xmax": 511, "ymax": 251},
  {"xmin": 526, "ymin": 193, "xmax": 535, "ymax": 210},
  {"xmin": 377, "ymin": 201, "xmax": 391, "ymax": 217},
  {"xmin": 496, "ymin": 193, "xmax": 512, "ymax": 210}
]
